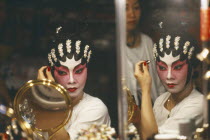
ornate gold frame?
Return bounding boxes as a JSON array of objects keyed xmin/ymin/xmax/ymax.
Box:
[{"xmin": 13, "ymin": 79, "xmax": 72, "ymax": 139}]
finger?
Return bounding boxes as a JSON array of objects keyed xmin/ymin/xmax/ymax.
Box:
[
  {"xmin": 134, "ymin": 61, "xmax": 143, "ymax": 73},
  {"xmin": 142, "ymin": 61, "xmax": 150, "ymax": 74},
  {"xmin": 45, "ymin": 69, "xmax": 55, "ymax": 82},
  {"xmin": 134, "ymin": 61, "xmax": 144, "ymax": 77},
  {"xmin": 37, "ymin": 66, "xmax": 48, "ymax": 80}
]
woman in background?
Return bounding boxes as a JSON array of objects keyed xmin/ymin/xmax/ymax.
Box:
[{"xmin": 126, "ymin": 0, "xmax": 165, "ymax": 105}]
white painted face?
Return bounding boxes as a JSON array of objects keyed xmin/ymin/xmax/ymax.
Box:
[
  {"xmin": 53, "ymin": 56, "xmax": 87, "ymax": 99},
  {"xmin": 156, "ymin": 52, "xmax": 189, "ymax": 94}
]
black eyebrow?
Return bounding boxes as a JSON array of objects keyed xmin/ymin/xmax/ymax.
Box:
[
  {"xmin": 158, "ymin": 59, "xmax": 183, "ymax": 66},
  {"xmin": 172, "ymin": 60, "xmax": 186, "ymax": 66},
  {"xmin": 75, "ymin": 64, "xmax": 84, "ymax": 69},
  {"xmin": 158, "ymin": 61, "xmax": 167, "ymax": 66},
  {"xmin": 172, "ymin": 60, "xmax": 180, "ymax": 65}
]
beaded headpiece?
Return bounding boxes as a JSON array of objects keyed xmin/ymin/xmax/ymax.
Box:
[
  {"xmin": 47, "ymin": 26, "xmax": 93, "ymax": 67},
  {"xmin": 48, "ymin": 39, "xmax": 92, "ymax": 67},
  {"xmin": 153, "ymin": 34, "xmax": 196, "ymax": 63}
]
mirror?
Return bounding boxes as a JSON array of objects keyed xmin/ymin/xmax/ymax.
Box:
[
  {"xmin": 121, "ymin": 0, "xmax": 204, "ymax": 139},
  {"xmin": 13, "ymin": 79, "xmax": 72, "ymax": 139}
]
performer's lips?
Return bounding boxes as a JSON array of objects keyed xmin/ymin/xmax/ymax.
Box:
[
  {"xmin": 167, "ymin": 83, "xmax": 176, "ymax": 88},
  {"xmin": 68, "ymin": 88, "xmax": 77, "ymax": 92}
]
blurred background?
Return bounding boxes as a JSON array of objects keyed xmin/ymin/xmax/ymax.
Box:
[{"xmin": 0, "ymin": 0, "xmax": 202, "ymax": 136}]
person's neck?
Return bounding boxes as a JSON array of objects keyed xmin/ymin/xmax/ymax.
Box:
[
  {"xmin": 72, "ymin": 92, "xmax": 84, "ymax": 106},
  {"xmin": 171, "ymin": 81, "xmax": 193, "ymax": 105},
  {"xmin": 127, "ymin": 31, "xmax": 140, "ymax": 48}
]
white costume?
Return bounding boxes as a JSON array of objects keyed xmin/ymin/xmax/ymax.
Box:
[
  {"xmin": 153, "ymin": 89, "xmax": 204, "ymax": 134},
  {"xmin": 125, "ymin": 33, "xmax": 165, "ymax": 104},
  {"xmin": 33, "ymin": 93, "xmax": 110, "ymax": 140},
  {"xmin": 65, "ymin": 93, "xmax": 111, "ymax": 140}
]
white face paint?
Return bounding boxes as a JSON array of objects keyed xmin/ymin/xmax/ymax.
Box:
[
  {"xmin": 60, "ymin": 58, "xmax": 82, "ymax": 84},
  {"xmin": 53, "ymin": 56, "xmax": 87, "ymax": 99},
  {"xmin": 159, "ymin": 53, "xmax": 180, "ymax": 80},
  {"xmin": 156, "ymin": 52, "xmax": 189, "ymax": 94}
]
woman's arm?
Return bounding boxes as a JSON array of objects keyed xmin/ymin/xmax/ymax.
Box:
[{"xmin": 134, "ymin": 61, "xmax": 158, "ymax": 140}]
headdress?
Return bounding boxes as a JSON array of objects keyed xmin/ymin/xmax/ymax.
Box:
[
  {"xmin": 153, "ymin": 34, "xmax": 197, "ymax": 64},
  {"xmin": 48, "ymin": 26, "xmax": 92, "ymax": 67}
]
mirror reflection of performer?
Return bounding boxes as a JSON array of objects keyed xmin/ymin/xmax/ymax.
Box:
[
  {"xmin": 134, "ymin": 34, "xmax": 204, "ymax": 140},
  {"xmin": 126, "ymin": 0, "xmax": 165, "ymax": 105},
  {"xmin": 37, "ymin": 26, "xmax": 111, "ymax": 140}
]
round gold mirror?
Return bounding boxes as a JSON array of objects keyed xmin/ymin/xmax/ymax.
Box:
[{"xmin": 13, "ymin": 79, "xmax": 72, "ymax": 139}]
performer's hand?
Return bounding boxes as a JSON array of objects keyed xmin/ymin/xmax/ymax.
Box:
[
  {"xmin": 134, "ymin": 61, "xmax": 152, "ymax": 93},
  {"xmin": 37, "ymin": 66, "xmax": 55, "ymax": 81}
]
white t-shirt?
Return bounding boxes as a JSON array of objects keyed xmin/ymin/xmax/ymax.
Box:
[
  {"xmin": 153, "ymin": 89, "xmax": 204, "ymax": 134},
  {"xmin": 65, "ymin": 93, "xmax": 111, "ymax": 140},
  {"xmin": 125, "ymin": 33, "xmax": 165, "ymax": 104}
]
